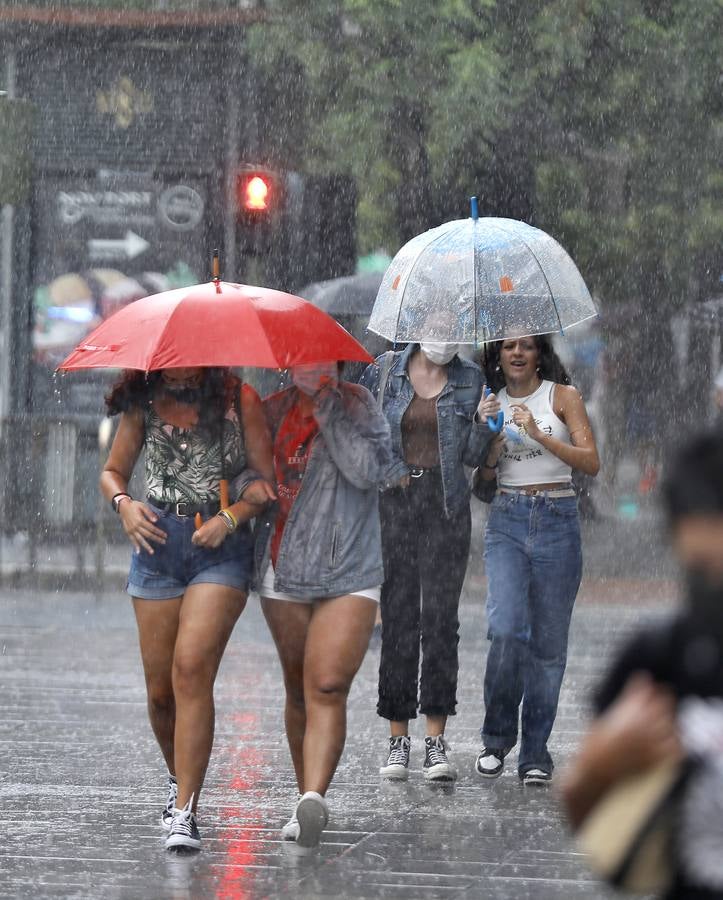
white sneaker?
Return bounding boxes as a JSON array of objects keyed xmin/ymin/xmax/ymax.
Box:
[
  {"xmin": 379, "ymin": 735, "xmax": 411, "ymax": 780},
  {"xmin": 294, "ymin": 791, "xmax": 329, "ymax": 849}
]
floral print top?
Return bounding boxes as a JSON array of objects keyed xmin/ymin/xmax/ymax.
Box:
[{"xmin": 143, "ymin": 401, "xmax": 246, "ymax": 504}]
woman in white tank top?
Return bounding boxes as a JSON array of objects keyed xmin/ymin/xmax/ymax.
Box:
[{"xmin": 473, "ymin": 335, "xmax": 600, "ymax": 785}]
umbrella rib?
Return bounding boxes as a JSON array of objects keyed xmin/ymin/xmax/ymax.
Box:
[
  {"xmin": 395, "ymin": 226, "xmax": 462, "ymax": 342},
  {"xmin": 491, "ymin": 222, "xmax": 566, "ymax": 335}
]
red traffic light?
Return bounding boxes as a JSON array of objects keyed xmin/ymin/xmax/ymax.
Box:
[
  {"xmin": 244, "ymin": 175, "xmax": 269, "ymax": 211},
  {"xmin": 238, "ymin": 170, "xmax": 277, "ymax": 213}
]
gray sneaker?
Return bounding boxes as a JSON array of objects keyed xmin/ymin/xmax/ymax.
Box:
[
  {"xmin": 295, "ymin": 791, "xmax": 329, "ymax": 849},
  {"xmin": 379, "ymin": 735, "xmax": 411, "ymax": 780}
]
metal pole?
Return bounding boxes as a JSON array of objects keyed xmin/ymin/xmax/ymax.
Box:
[
  {"xmin": 0, "ymin": 51, "xmax": 18, "ymax": 582},
  {"xmin": 0, "ymin": 50, "xmax": 17, "ymax": 439},
  {"xmin": 95, "ymin": 417, "xmax": 113, "ymax": 601},
  {"xmin": 223, "ymin": 55, "xmax": 242, "ymax": 281}
]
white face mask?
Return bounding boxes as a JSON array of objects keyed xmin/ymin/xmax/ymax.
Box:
[{"xmin": 420, "ymin": 341, "xmax": 458, "ymax": 366}]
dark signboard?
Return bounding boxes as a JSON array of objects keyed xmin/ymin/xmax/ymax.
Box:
[{"xmin": 31, "ymin": 171, "xmax": 210, "ymax": 413}]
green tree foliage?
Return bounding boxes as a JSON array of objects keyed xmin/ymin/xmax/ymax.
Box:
[{"xmin": 250, "ymin": 0, "xmax": 720, "ymax": 315}]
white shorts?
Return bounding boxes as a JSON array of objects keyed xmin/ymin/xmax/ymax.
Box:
[{"xmin": 259, "ymin": 564, "xmax": 380, "ymax": 604}]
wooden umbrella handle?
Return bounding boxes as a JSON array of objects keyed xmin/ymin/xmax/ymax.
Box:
[
  {"xmin": 220, "ymin": 479, "xmax": 230, "ymax": 509},
  {"xmin": 194, "ymin": 512, "xmax": 203, "ymax": 529}
]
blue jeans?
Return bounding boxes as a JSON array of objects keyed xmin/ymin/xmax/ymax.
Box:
[{"xmin": 481, "ymin": 492, "xmax": 582, "ymax": 775}]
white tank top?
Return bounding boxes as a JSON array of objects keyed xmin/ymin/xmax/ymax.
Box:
[{"xmin": 497, "ymin": 380, "xmax": 572, "ymax": 486}]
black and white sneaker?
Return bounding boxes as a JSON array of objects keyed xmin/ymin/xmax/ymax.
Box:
[
  {"xmin": 423, "ymin": 735, "xmax": 457, "ymax": 782},
  {"xmin": 165, "ymin": 796, "xmax": 201, "ymax": 851},
  {"xmin": 522, "ymin": 768, "xmax": 552, "ymax": 786},
  {"xmin": 379, "ymin": 735, "xmax": 411, "ymax": 780},
  {"xmin": 475, "ymin": 748, "xmax": 506, "ymax": 779},
  {"xmin": 161, "ymin": 774, "xmax": 178, "ymax": 830}
]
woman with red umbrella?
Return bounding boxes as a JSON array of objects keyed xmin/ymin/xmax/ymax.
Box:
[
  {"xmin": 256, "ymin": 361, "xmax": 393, "ymax": 850},
  {"xmin": 100, "ymin": 365, "xmax": 275, "ymax": 852}
]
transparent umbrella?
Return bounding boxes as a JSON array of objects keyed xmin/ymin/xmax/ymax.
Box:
[{"xmin": 367, "ymin": 198, "xmax": 597, "ymax": 344}]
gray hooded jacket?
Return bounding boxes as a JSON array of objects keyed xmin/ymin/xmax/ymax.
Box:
[{"xmin": 254, "ymin": 382, "xmax": 393, "ymax": 599}]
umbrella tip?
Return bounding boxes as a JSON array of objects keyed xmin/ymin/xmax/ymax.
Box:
[
  {"xmin": 470, "ymin": 196, "xmax": 479, "ymax": 220},
  {"xmin": 212, "ymin": 249, "xmax": 221, "ymax": 292}
]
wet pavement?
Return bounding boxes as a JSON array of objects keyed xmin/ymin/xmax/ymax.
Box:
[{"xmin": 0, "ymin": 525, "xmax": 676, "ymax": 900}]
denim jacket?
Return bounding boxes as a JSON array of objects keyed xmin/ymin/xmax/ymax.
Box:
[
  {"xmin": 254, "ymin": 383, "xmax": 392, "ymax": 599},
  {"xmin": 359, "ymin": 344, "xmax": 492, "ymax": 517}
]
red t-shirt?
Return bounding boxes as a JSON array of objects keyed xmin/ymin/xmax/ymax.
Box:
[{"xmin": 270, "ymin": 404, "xmax": 319, "ymax": 567}]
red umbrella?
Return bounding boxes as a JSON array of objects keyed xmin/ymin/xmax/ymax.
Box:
[{"xmin": 57, "ymin": 280, "xmax": 373, "ymax": 372}]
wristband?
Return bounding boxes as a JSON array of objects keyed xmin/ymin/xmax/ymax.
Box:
[
  {"xmin": 483, "ymin": 461, "xmax": 499, "ymax": 470},
  {"xmin": 111, "ymin": 492, "xmax": 132, "ymax": 514}
]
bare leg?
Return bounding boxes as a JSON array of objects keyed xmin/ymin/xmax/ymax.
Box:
[
  {"xmin": 133, "ymin": 597, "xmax": 182, "ymax": 774},
  {"xmin": 425, "ymin": 715, "xmax": 447, "ymax": 737},
  {"xmin": 172, "ymin": 583, "xmax": 246, "ymax": 810},
  {"xmin": 260, "ymin": 597, "xmax": 313, "ymax": 793},
  {"xmin": 390, "ymin": 720, "xmax": 409, "ymax": 738},
  {"xmin": 302, "ymin": 595, "xmax": 376, "ymax": 796}
]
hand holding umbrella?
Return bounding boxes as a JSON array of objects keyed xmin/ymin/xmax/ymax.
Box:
[
  {"xmin": 480, "ymin": 386, "xmax": 504, "ymax": 432},
  {"xmin": 480, "ymin": 386, "xmax": 525, "ymax": 445}
]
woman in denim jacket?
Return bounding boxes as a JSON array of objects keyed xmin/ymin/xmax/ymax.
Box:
[
  {"xmin": 255, "ymin": 362, "xmax": 394, "ymax": 849},
  {"xmin": 360, "ymin": 342, "xmax": 496, "ymax": 782}
]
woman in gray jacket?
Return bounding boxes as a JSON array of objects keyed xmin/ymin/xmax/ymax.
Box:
[{"xmin": 256, "ymin": 361, "xmax": 393, "ymax": 850}]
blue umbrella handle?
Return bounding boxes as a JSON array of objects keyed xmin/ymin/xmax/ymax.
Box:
[
  {"xmin": 470, "ymin": 196, "xmax": 479, "ymax": 220},
  {"xmin": 484, "ymin": 386, "xmax": 504, "ymax": 432}
]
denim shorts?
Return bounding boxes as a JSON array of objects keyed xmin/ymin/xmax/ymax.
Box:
[{"xmin": 127, "ymin": 504, "xmax": 254, "ymax": 600}]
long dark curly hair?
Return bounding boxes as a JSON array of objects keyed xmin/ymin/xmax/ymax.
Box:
[
  {"xmin": 105, "ymin": 368, "xmax": 240, "ymax": 432},
  {"xmin": 481, "ymin": 335, "xmax": 571, "ymax": 392}
]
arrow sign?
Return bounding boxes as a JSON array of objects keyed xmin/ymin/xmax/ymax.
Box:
[{"xmin": 88, "ymin": 230, "xmax": 150, "ymax": 261}]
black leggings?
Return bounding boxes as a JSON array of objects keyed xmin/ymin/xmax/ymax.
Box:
[{"xmin": 377, "ymin": 469, "xmax": 471, "ymax": 721}]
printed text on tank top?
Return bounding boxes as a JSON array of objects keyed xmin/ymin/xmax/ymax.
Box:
[{"xmin": 497, "ymin": 381, "xmax": 573, "ymax": 488}]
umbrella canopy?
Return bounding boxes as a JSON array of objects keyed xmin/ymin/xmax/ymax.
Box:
[
  {"xmin": 368, "ymin": 211, "xmax": 597, "ymax": 344},
  {"xmin": 302, "ymin": 272, "xmax": 383, "ymax": 317},
  {"xmin": 57, "ymin": 280, "xmax": 373, "ymax": 372}
]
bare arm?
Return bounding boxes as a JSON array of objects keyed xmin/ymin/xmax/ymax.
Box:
[
  {"xmin": 480, "ymin": 434, "xmax": 505, "ymax": 481},
  {"xmin": 511, "ymin": 384, "xmax": 600, "ymax": 476},
  {"xmin": 100, "ymin": 409, "xmax": 168, "ymax": 554},
  {"xmin": 240, "ymin": 383, "xmax": 274, "ymax": 483}
]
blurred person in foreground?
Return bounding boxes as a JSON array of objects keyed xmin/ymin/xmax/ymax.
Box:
[
  {"xmin": 101, "ymin": 367, "xmax": 275, "ymax": 852},
  {"xmin": 256, "ymin": 361, "xmax": 393, "ymax": 850},
  {"xmin": 561, "ymin": 427, "xmax": 723, "ymax": 899}
]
